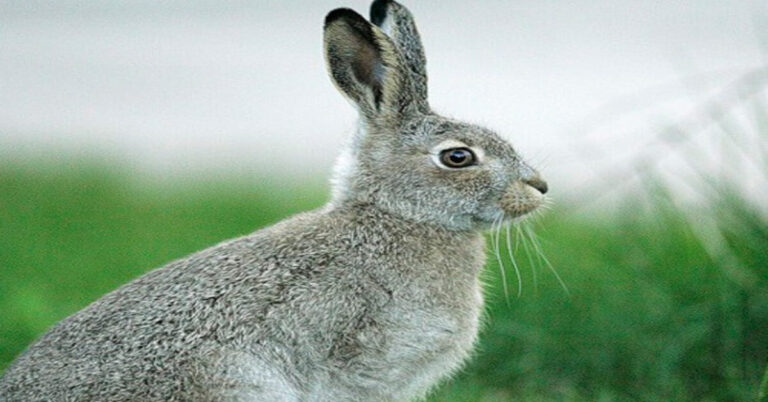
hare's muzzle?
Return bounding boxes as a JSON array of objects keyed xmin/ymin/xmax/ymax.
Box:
[{"xmin": 499, "ymin": 179, "xmax": 547, "ymax": 218}]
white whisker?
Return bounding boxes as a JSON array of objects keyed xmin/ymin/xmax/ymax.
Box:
[
  {"xmin": 516, "ymin": 223, "xmax": 539, "ymax": 294},
  {"xmin": 491, "ymin": 214, "xmax": 510, "ymax": 306},
  {"xmin": 525, "ymin": 223, "xmax": 570, "ymax": 296},
  {"xmin": 504, "ymin": 222, "xmax": 523, "ymax": 298}
]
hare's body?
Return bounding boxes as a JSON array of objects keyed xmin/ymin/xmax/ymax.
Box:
[
  {"xmin": 1, "ymin": 1, "xmax": 551, "ymax": 400},
  {"xmin": 1, "ymin": 205, "xmax": 484, "ymax": 401}
]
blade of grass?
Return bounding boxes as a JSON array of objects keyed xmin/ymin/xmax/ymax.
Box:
[{"xmin": 758, "ymin": 359, "xmax": 768, "ymax": 402}]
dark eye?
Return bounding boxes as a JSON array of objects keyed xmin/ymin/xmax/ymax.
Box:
[{"xmin": 439, "ymin": 148, "xmax": 476, "ymax": 168}]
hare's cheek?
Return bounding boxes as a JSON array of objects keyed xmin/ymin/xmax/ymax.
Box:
[
  {"xmin": 499, "ymin": 181, "xmax": 544, "ymax": 218},
  {"xmin": 445, "ymin": 169, "xmax": 492, "ymax": 193}
]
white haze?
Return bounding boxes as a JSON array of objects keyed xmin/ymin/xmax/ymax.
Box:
[{"xmin": 1, "ymin": 0, "xmax": 767, "ymax": 204}]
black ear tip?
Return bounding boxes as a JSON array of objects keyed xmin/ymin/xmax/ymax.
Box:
[
  {"xmin": 325, "ymin": 8, "xmax": 366, "ymax": 28},
  {"xmin": 370, "ymin": 0, "xmax": 392, "ymax": 26}
]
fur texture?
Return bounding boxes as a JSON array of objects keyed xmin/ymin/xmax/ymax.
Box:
[{"xmin": 0, "ymin": 2, "xmax": 548, "ymax": 401}]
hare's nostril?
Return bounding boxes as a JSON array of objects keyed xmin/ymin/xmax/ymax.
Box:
[{"xmin": 524, "ymin": 178, "xmax": 548, "ymax": 195}]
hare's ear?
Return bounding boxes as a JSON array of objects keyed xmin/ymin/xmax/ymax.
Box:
[
  {"xmin": 324, "ymin": 8, "xmax": 415, "ymax": 126},
  {"xmin": 370, "ymin": 0, "xmax": 428, "ymax": 111}
]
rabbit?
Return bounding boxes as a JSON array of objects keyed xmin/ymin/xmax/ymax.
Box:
[{"xmin": 0, "ymin": 1, "xmax": 549, "ymax": 401}]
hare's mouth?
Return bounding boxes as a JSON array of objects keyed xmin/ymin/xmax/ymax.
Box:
[{"xmin": 499, "ymin": 181, "xmax": 546, "ymax": 219}]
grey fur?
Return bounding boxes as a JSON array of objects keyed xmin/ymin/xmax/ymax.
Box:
[{"xmin": 0, "ymin": 2, "xmax": 547, "ymax": 401}]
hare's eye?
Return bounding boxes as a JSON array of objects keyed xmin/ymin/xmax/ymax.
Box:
[{"xmin": 439, "ymin": 148, "xmax": 476, "ymax": 168}]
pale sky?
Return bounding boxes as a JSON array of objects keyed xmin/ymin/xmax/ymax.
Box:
[{"xmin": 1, "ymin": 0, "xmax": 767, "ymax": 204}]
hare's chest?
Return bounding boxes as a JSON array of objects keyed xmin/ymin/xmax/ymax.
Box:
[{"xmin": 372, "ymin": 278, "xmax": 484, "ymax": 398}]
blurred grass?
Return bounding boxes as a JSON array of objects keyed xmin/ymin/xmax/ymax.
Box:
[
  {"xmin": 0, "ymin": 161, "xmax": 325, "ymax": 373},
  {"xmin": 0, "ymin": 159, "xmax": 766, "ymax": 401}
]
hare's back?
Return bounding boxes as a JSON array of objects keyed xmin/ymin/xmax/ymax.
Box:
[{"xmin": 0, "ymin": 210, "xmax": 352, "ymax": 401}]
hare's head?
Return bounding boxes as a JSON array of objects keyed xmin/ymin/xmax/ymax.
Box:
[{"xmin": 325, "ymin": 1, "xmax": 547, "ymax": 231}]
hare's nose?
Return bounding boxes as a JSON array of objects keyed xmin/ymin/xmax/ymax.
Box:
[{"xmin": 524, "ymin": 178, "xmax": 548, "ymax": 195}]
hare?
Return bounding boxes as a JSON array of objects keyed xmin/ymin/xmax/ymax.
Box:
[{"xmin": 0, "ymin": 1, "xmax": 549, "ymax": 401}]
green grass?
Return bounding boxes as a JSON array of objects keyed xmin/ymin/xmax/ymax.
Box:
[{"xmin": 0, "ymin": 160, "xmax": 766, "ymax": 401}]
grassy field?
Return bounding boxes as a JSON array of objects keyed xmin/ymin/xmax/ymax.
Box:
[{"xmin": 0, "ymin": 159, "xmax": 766, "ymax": 401}]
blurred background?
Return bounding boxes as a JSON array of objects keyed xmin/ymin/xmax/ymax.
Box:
[{"xmin": 1, "ymin": 0, "xmax": 768, "ymax": 400}]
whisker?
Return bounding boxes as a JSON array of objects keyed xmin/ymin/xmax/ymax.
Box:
[
  {"xmin": 516, "ymin": 223, "xmax": 539, "ymax": 294},
  {"xmin": 492, "ymin": 215, "xmax": 511, "ymax": 306},
  {"xmin": 525, "ymin": 223, "xmax": 571, "ymax": 296},
  {"xmin": 504, "ymin": 222, "xmax": 523, "ymax": 298},
  {"xmin": 521, "ymin": 222, "xmax": 546, "ymax": 271}
]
